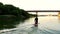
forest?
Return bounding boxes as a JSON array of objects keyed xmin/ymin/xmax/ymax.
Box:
[{"xmin": 0, "ymin": 2, "xmax": 32, "ymax": 29}]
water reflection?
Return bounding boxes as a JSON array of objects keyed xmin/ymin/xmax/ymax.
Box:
[
  {"xmin": 27, "ymin": 26, "xmax": 53, "ymax": 34},
  {"xmin": 18, "ymin": 26, "xmax": 60, "ymax": 34},
  {"xmin": 58, "ymin": 16, "xmax": 60, "ymax": 23},
  {"xmin": 1, "ymin": 16, "xmax": 60, "ymax": 34},
  {"xmin": 28, "ymin": 26, "xmax": 38, "ymax": 34}
]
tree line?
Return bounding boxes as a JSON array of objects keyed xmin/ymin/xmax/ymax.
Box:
[
  {"xmin": 0, "ymin": 2, "xmax": 30, "ymax": 18},
  {"xmin": 0, "ymin": 2, "xmax": 31, "ymax": 29}
]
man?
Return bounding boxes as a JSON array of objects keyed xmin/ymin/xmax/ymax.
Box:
[{"xmin": 34, "ymin": 15, "xmax": 38, "ymax": 27}]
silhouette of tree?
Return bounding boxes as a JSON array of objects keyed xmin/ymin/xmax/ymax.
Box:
[{"xmin": 0, "ymin": 2, "xmax": 31, "ymax": 29}]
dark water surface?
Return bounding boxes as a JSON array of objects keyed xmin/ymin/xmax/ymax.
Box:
[{"xmin": 0, "ymin": 16, "xmax": 60, "ymax": 34}]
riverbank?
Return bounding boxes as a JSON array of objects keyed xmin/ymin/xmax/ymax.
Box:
[
  {"xmin": 0, "ymin": 15, "xmax": 32, "ymax": 30},
  {"xmin": 0, "ymin": 2, "xmax": 35, "ymax": 30},
  {"xmin": 0, "ymin": 14, "xmax": 33, "ymax": 30}
]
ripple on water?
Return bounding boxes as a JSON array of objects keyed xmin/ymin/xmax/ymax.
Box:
[{"xmin": 1, "ymin": 16, "xmax": 60, "ymax": 34}]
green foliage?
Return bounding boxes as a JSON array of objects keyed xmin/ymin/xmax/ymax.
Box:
[
  {"xmin": 0, "ymin": 2, "xmax": 31, "ymax": 29},
  {"xmin": 0, "ymin": 2, "xmax": 30, "ymax": 18}
]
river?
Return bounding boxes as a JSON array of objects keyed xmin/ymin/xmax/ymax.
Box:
[{"xmin": 0, "ymin": 16, "xmax": 60, "ymax": 34}]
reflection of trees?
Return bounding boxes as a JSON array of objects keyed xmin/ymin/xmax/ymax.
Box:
[{"xmin": 0, "ymin": 2, "xmax": 31, "ymax": 29}]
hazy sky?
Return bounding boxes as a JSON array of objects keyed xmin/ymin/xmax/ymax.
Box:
[{"xmin": 0, "ymin": 0, "xmax": 60, "ymax": 11}]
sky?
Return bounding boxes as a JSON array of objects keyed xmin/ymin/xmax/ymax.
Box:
[
  {"xmin": 0, "ymin": 0, "xmax": 60, "ymax": 11},
  {"xmin": 0, "ymin": 0, "xmax": 59, "ymax": 15}
]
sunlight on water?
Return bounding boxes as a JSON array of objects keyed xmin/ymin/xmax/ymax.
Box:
[
  {"xmin": 28, "ymin": 12, "xmax": 58, "ymax": 15},
  {"xmin": 1, "ymin": 16, "xmax": 60, "ymax": 34},
  {"xmin": 17, "ymin": 16, "xmax": 60, "ymax": 34},
  {"xmin": 38, "ymin": 16, "xmax": 60, "ymax": 30}
]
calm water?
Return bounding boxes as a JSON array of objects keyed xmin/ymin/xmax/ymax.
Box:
[{"xmin": 0, "ymin": 16, "xmax": 60, "ymax": 34}]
